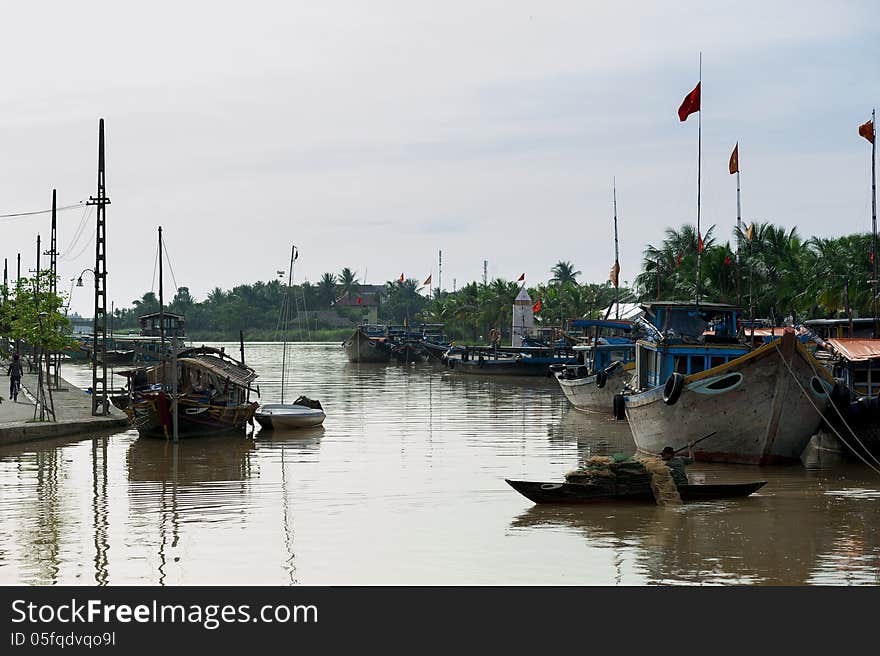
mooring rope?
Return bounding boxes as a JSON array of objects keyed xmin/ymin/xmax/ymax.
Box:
[{"xmin": 774, "ymin": 343, "xmax": 880, "ymax": 476}]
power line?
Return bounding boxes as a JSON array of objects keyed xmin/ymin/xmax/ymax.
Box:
[{"xmin": 0, "ymin": 201, "xmax": 85, "ymax": 220}]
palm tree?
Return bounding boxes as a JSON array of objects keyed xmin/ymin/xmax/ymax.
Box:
[
  {"xmin": 316, "ymin": 273, "xmax": 338, "ymax": 308},
  {"xmin": 550, "ymin": 261, "xmax": 581, "ymax": 286},
  {"xmin": 338, "ymin": 268, "xmax": 360, "ymax": 299}
]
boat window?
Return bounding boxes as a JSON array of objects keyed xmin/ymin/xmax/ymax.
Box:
[
  {"xmin": 854, "ymin": 369, "xmax": 869, "ymax": 384},
  {"xmin": 710, "ymin": 356, "xmax": 726, "ymax": 368},
  {"xmin": 674, "ymin": 356, "xmax": 688, "ymax": 374},
  {"xmin": 690, "ymin": 356, "xmax": 706, "ymax": 374}
]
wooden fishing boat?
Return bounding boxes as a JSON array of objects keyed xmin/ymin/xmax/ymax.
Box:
[
  {"xmin": 505, "ymin": 478, "xmax": 766, "ymax": 504},
  {"xmin": 343, "ymin": 326, "xmax": 392, "ymax": 363},
  {"xmin": 622, "ymin": 302, "xmax": 835, "ymax": 465},
  {"xmin": 448, "ymin": 348, "xmax": 579, "ymax": 377},
  {"xmin": 123, "ymin": 346, "xmax": 259, "ymax": 438},
  {"xmin": 811, "ymin": 337, "xmax": 880, "ymax": 462},
  {"xmin": 553, "ymin": 329, "xmax": 636, "ymax": 412}
]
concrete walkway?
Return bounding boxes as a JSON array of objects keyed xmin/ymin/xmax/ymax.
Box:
[{"xmin": 0, "ymin": 366, "xmax": 129, "ymax": 446}]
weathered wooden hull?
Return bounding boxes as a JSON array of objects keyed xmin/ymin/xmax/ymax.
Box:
[
  {"xmin": 127, "ymin": 394, "xmax": 258, "ymax": 438},
  {"xmin": 625, "ymin": 333, "xmax": 833, "ymax": 464},
  {"xmin": 506, "ymin": 479, "xmax": 767, "ymax": 504},
  {"xmin": 343, "ymin": 329, "xmax": 391, "ymax": 363},
  {"xmin": 556, "ymin": 363, "xmax": 633, "ymax": 412}
]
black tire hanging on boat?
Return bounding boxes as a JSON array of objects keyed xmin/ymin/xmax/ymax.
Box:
[
  {"xmin": 612, "ymin": 393, "xmax": 626, "ymax": 420},
  {"xmin": 596, "ymin": 369, "xmax": 608, "ymax": 388},
  {"xmin": 663, "ymin": 372, "xmax": 685, "ymax": 406}
]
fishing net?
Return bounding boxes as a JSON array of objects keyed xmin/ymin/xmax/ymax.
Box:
[
  {"xmin": 639, "ymin": 456, "xmax": 683, "ymax": 506},
  {"xmin": 564, "ymin": 454, "xmax": 682, "ymax": 505}
]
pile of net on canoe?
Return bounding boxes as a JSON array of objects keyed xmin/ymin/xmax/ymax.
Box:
[{"xmin": 565, "ymin": 455, "xmax": 682, "ymax": 505}]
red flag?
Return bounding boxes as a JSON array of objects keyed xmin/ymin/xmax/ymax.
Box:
[
  {"xmin": 398, "ymin": 273, "xmax": 404, "ymax": 283},
  {"xmin": 675, "ymin": 253, "xmax": 683, "ymax": 267},
  {"xmin": 609, "ymin": 261, "xmax": 620, "ymax": 287},
  {"xmin": 729, "ymin": 143, "xmax": 739, "ymax": 174},
  {"xmin": 517, "ymin": 273, "xmax": 525, "ymax": 282},
  {"xmin": 724, "ymin": 255, "xmax": 731, "ymax": 266},
  {"xmin": 698, "ymin": 233, "xmax": 704, "ymax": 253},
  {"xmin": 532, "ymin": 300, "xmax": 542, "ymax": 313},
  {"xmin": 870, "ymin": 251, "xmax": 875, "ymax": 265},
  {"xmin": 859, "ymin": 120, "xmax": 875, "ymax": 145},
  {"xmin": 422, "ymin": 274, "xmax": 432, "ymax": 287},
  {"xmin": 678, "ymin": 82, "xmax": 701, "ymax": 122}
]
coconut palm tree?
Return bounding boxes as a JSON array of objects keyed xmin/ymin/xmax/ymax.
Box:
[
  {"xmin": 338, "ymin": 268, "xmax": 360, "ymax": 299},
  {"xmin": 316, "ymin": 273, "xmax": 338, "ymax": 308},
  {"xmin": 550, "ymin": 261, "xmax": 581, "ymax": 286}
]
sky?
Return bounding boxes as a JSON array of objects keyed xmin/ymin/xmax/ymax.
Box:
[{"xmin": 0, "ymin": 0, "xmax": 878, "ymax": 317}]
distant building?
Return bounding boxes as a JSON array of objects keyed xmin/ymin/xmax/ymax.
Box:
[{"xmin": 334, "ymin": 287, "xmax": 382, "ymax": 324}]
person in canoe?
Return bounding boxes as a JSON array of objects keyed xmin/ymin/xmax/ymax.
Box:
[{"xmin": 661, "ymin": 441, "xmax": 695, "ymax": 486}]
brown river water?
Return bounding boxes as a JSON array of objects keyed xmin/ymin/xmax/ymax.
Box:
[{"xmin": 1, "ymin": 342, "xmax": 879, "ymax": 585}]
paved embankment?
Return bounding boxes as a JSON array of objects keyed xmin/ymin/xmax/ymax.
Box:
[{"xmin": 0, "ymin": 367, "xmax": 129, "ymax": 445}]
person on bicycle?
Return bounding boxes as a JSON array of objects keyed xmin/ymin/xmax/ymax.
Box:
[{"xmin": 7, "ymin": 353, "xmax": 23, "ymax": 402}]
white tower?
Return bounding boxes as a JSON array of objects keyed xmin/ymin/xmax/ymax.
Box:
[{"xmin": 511, "ymin": 287, "xmax": 534, "ymax": 347}]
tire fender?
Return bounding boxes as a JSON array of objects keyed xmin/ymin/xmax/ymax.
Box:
[
  {"xmin": 663, "ymin": 372, "xmax": 685, "ymax": 406},
  {"xmin": 596, "ymin": 369, "xmax": 608, "ymax": 389}
]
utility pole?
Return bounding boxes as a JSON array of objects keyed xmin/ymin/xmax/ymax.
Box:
[
  {"xmin": 45, "ymin": 189, "xmax": 61, "ymax": 388},
  {"xmin": 438, "ymin": 250, "xmax": 442, "ymax": 295},
  {"xmin": 482, "ymin": 260, "xmax": 487, "ymax": 286},
  {"xmin": 86, "ymin": 119, "xmax": 110, "ymax": 416}
]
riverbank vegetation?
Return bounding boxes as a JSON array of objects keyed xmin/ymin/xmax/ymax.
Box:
[{"xmin": 96, "ymin": 223, "xmax": 874, "ymax": 342}]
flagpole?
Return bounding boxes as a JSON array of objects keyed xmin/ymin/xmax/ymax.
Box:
[
  {"xmin": 736, "ymin": 148, "xmax": 742, "ymax": 305},
  {"xmin": 696, "ymin": 52, "xmax": 702, "ymax": 306},
  {"xmin": 613, "ymin": 177, "xmax": 620, "ymax": 320},
  {"xmin": 872, "ymin": 108, "xmax": 877, "ymax": 339}
]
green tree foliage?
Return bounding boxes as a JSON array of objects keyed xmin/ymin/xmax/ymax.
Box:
[
  {"xmin": 0, "ymin": 271, "xmax": 72, "ymax": 353},
  {"xmin": 635, "ymin": 221, "xmax": 877, "ymax": 321}
]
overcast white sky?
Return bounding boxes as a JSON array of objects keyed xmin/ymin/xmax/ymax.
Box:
[{"xmin": 1, "ymin": 1, "xmax": 877, "ymax": 316}]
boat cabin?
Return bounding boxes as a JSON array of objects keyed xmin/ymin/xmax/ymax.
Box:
[
  {"xmin": 821, "ymin": 338, "xmax": 880, "ymax": 397},
  {"xmin": 139, "ymin": 312, "xmax": 186, "ymax": 338},
  {"xmin": 122, "ymin": 346, "xmax": 257, "ymax": 406},
  {"xmin": 633, "ymin": 302, "xmax": 750, "ymax": 390},
  {"xmin": 803, "ymin": 317, "xmax": 876, "ymax": 340}
]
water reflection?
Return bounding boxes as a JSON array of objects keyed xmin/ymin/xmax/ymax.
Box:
[
  {"xmin": 510, "ymin": 463, "xmax": 880, "ymax": 585},
  {"xmin": 2, "ymin": 343, "xmax": 879, "ymax": 585}
]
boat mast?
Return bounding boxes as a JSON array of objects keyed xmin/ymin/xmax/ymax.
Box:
[
  {"xmin": 158, "ymin": 226, "xmax": 165, "ymax": 356},
  {"xmin": 613, "ymin": 177, "xmax": 620, "ymax": 320},
  {"xmin": 281, "ymin": 244, "xmax": 295, "ymax": 404}
]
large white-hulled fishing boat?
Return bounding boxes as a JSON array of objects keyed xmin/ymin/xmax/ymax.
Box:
[{"xmin": 622, "ymin": 302, "xmax": 835, "ymax": 464}]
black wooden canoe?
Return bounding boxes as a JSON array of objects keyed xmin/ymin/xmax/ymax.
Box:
[{"xmin": 505, "ymin": 479, "xmax": 766, "ymax": 504}]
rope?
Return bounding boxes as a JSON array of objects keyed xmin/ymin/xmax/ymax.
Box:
[
  {"xmin": 161, "ymin": 240, "xmax": 179, "ymax": 294},
  {"xmin": 773, "ymin": 343, "xmax": 880, "ymax": 476}
]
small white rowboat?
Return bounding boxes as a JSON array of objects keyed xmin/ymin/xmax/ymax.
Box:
[{"xmin": 255, "ymin": 402, "xmax": 326, "ymax": 430}]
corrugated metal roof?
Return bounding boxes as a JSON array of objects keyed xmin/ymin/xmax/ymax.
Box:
[{"xmin": 825, "ymin": 338, "xmax": 880, "ymax": 362}]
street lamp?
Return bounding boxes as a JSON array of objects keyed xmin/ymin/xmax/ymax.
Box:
[{"xmin": 72, "ymin": 268, "xmax": 106, "ymax": 415}]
